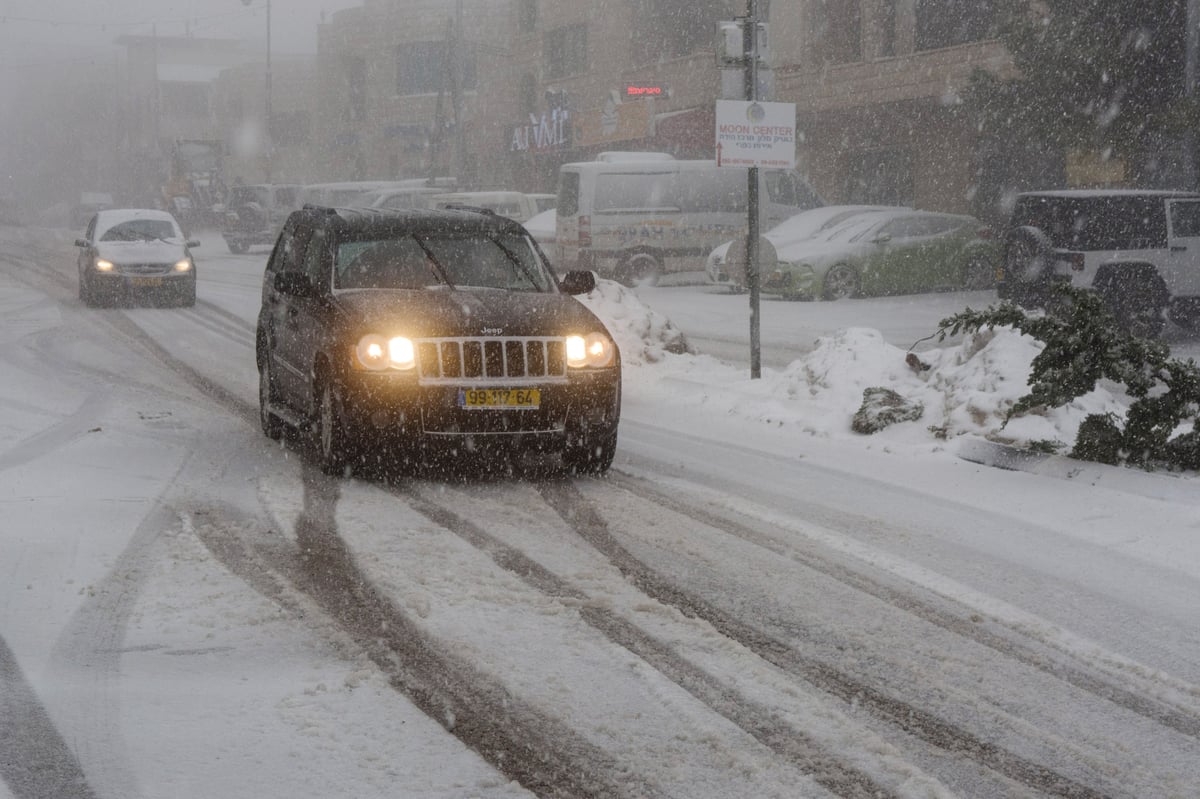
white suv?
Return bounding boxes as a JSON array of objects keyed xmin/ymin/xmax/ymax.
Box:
[{"xmin": 998, "ymin": 190, "xmax": 1200, "ymax": 336}]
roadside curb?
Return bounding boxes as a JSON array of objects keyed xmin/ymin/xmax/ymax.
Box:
[{"xmin": 955, "ymin": 437, "xmax": 1197, "ymax": 503}]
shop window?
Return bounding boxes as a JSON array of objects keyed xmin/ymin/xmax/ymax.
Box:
[
  {"xmin": 396, "ymin": 41, "xmax": 478, "ymax": 96},
  {"xmin": 545, "ymin": 24, "xmax": 587, "ymax": 79},
  {"xmin": 812, "ymin": 0, "xmax": 862, "ymax": 65},
  {"xmin": 845, "ymin": 149, "xmax": 912, "ymax": 206},
  {"xmin": 915, "ymin": 0, "xmax": 995, "ymax": 51},
  {"xmin": 518, "ymin": 0, "xmax": 537, "ymax": 34},
  {"xmin": 630, "ymin": 0, "xmax": 727, "ymax": 65}
]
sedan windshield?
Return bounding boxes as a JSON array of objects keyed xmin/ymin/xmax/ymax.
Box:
[
  {"xmin": 334, "ymin": 232, "xmax": 554, "ymax": 292},
  {"xmin": 98, "ymin": 219, "xmax": 179, "ymax": 242}
]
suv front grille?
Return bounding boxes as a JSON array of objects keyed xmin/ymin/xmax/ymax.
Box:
[{"xmin": 417, "ymin": 337, "xmax": 567, "ymax": 385}]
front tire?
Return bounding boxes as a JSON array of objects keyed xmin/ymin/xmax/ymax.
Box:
[
  {"xmin": 615, "ymin": 252, "xmax": 661, "ymax": 287},
  {"xmin": 822, "ymin": 264, "xmax": 859, "ymax": 300},
  {"xmin": 258, "ymin": 358, "xmax": 284, "ymax": 440},
  {"xmin": 314, "ymin": 375, "xmax": 354, "ymax": 476}
]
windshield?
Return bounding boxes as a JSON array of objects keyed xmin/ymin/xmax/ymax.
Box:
[
  {"xmin": 334, "ymin": 231, "xmax": 554, "ymax": 292},
  {"xmin": 98, "ymin": 218, "xmax": 179, "ymax": 241}
]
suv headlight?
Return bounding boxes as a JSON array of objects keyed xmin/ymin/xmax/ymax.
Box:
[
  {"xmin": 354, "ymin": 334, "xmax": 416, "ymax": 371},
  {"xmin": 565, "ymin": 332, "xmax": 615, "ymax": 368},
  {"xmin": 95, "ymin": 258, "xmax": 115, "ymax": 272},
  {"xmin": 174, "ymin": 259, "xmax": 193, "ymax": 272}
]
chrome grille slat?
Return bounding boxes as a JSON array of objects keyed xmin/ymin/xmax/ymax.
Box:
[{"xmin": 417, "ymin": 336, "xmax": 568, "ymax": 386}]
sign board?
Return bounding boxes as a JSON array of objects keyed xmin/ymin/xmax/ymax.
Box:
[
  {"xmin": 573, "ymin": 100, "xmax": 654, "ymax": 148},
  {"xmin": 714, "ymin": 100, "xmax": 796, "ymax": 169}
]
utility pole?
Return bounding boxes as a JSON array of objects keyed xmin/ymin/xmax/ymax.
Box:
[{"xmin": 744, "ymin": 0, "xmax": 762, "ymax": 379}]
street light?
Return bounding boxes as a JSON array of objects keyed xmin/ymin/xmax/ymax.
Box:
[{"xmin": 242, "ymin": 0, "xmax": 272, "ymax": 182}]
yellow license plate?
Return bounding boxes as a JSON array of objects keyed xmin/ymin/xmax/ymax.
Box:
[
  {"xmin": 130, "ymin": 277, "xmax": 163, "ymax": 287},
  {"xmin": 458, "ymin": 388, "xmax": 540, "ymax": 409}
]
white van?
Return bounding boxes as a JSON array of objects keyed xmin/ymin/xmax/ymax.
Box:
[{"xmin": 555, "ymin": 154, "xmax": 822, "ymax": 284}]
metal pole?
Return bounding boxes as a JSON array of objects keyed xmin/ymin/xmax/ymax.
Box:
[
  {"xmin": 265, "ymin": 0, "xmax": 273, "ymax": 183},
  {"xmin": 1188, "ymin": 0, "xmax": 1199, "ymax": 186},
  {"xmin": 745, "ymin": 0, "xmax": 761, "ymax": 379}
]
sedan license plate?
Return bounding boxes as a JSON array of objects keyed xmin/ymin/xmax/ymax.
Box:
[
  {"xmin": 130, "ymin": 277, "xmax": 163, "ymax": 287},
  {"xmin": 458, "ymin": 388, "xmax": 540, "ymax": 410}
]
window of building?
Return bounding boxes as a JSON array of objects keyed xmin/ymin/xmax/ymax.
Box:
[
  {"xmin": 544, "ymin": 24, "xmax": 587, "ymax": 79},
  {"xmin": 396, "ymin": 41, "xmax": 479, "ymax": 96},
  {"xmin": 518, "ymin": 0, "xmax": 537, "ymax": 34},
  {"xmin": 520, "ymin": 73, "xmax": 538, "ymax": 115},
  {"xmin": 344, "ymin": 55, "xmax": 367, "ymax": 121},
  {"xmin": 629, "ymin": 0, "xmax": 726, "ymax": 65},
  {"xmin": 915, "ymin": 0, "xmax": 995, "ymax": 51},
  {"xmin": 845, "ymin": 149, "xmax": 913, "ymax": 206},
  {"xmin": 811, "ymin": 0, "xmax": 863, "ymax": 65}
]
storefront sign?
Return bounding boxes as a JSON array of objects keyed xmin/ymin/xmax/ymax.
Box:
[
  {"xmin": 573, "ymin": 100, "xmax": 654, "ymax": 148},
  {"xmin": 510, "ymin": 108, "xmax": 571, "ymax": 153},
  {"xmin": 625, "ymin": 84, "xmax": 666, "ymax": 98}
]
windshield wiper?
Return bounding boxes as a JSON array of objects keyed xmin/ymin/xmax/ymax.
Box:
[{"xmin": 413, "ymin": 237, "xmax": 456, "ymax": 290}]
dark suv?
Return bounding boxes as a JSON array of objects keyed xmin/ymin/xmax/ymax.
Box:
[
  {"xmin": 999, "ymin": 190, "xmax": 1200, "ymax": 336},
  {"xmin": 255, "ymin": 205, "xmax": 621, "ymax": 475}
]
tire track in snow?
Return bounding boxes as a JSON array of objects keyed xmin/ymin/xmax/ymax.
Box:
[
  {"xmin": 0, "ymin": 636, "xmax": 99, "ymax": 799},
  {"xmin": 535, "ymin": 480, "xmax": 1111, "ymax": 799},
  {"xmin": 605, "ymin": 471, "xmax": 1200, "ymax": 743},
  {"xmin": 395, "ymin": 480, "xmax": 892, "ymax": 799}
]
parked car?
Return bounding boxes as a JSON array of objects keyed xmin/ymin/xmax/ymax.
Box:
[
  {"xmin": 255, "ymin": 206, "xmax": 621, "ymax": 476},
  {"xmin": 221, "ymin": 183, "xmax": 302, "ymax": 253},
  {"xmin": 299, "ymin": 179, "xmax": 457, "ymax": 209},
  {"xmin": 707, "ymin": 205, "xmax": 902, "ymax": 287},
  {"xmin": 527, "ymin": 193, "xmax": 556, "ymax": 214},
  {"xmin": 429, "ymin": 191, "xmax": 543, "ymax": 222},
  {"xmin": 998, "ymin": 189, "xmax": 1200, "ymax": 336},
  {"xmin": 357, "ymin": 187, "xmax": 443, "ymax": 212},
  {"xmin": 753, "ymin": 209, "xmax": 997, "ymax": 300},
  {"xmin": 75, "ymin": 208, "xmax": 199, "ymax": 307},
  {"xmin": 555, "ymin": 153, "xmax": 822, "ymax": 286}
]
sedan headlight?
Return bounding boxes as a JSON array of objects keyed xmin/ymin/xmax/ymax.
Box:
[
  {"xmin": 174, "ymin": 259, "xmax": 193, "ymax": 272},
  {"xmin": 565, "ymin": 332, "xmax": 615, "ymax": 369},
  {"xmin": 354, "ymin": 334, "xmax": 416, "ymax": 371},
  {"xmin": 94, "ymin": 258, "xmax": 115, "ymax": 272}
]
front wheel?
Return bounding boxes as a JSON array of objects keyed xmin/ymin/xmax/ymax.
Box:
[
  {"xmin": 822, "ymin": 264, "xmax": 859, "ymax": 300},
  {"xmin": 615, "ymin": 252, "xmax": 661, "ymax": 287},
  {"xmin": 258, "ymin": 358, "xmax": 284, "ymax": 440},
  {"xmin": 314, "ymin": 375, "xmax": 354, "ymax": 476}
]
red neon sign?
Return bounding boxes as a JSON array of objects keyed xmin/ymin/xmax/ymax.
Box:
[{"xmin": 625, "ymin": 85, "xmax": 665, "ymax": 97}]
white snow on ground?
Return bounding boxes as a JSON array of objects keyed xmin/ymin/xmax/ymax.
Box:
[{"xmin": 3, "ymin": 226, "xmax": 1200, "ymax": 798}]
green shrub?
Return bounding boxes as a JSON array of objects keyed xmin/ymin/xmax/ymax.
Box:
[{"xmin": 936, "ymin": 284, "xmax": 1200, "ymax": 470}]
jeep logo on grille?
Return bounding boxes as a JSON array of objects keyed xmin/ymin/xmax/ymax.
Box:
[{"xmin": 481, "ymin": 327, "xmax": 504, "ymax": 336}]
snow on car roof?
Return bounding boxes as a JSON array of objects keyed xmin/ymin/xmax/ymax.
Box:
[{"xmin": 92, "ymin": 208, "xmax": 182, "ymax": 241}]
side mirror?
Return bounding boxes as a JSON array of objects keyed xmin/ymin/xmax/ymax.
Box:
[
  {"xmin": 74, "ymin": 238, "xmax": 88, "ymax": 248},
  {"xmin": 186, "ymin": 239, "xmax": 201, "ymax": 248},
  {"xmin": 273, "ymin": 270, "xmax": 316, "ymax": 297},
  {"xmin": 560, "ymin": 270, "xmax": 596, "ymax": 295}
]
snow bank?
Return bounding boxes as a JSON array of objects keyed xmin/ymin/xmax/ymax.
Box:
[{"xmin": 581, "ymin": 278, "xmax": 1129, "ymax": 451}]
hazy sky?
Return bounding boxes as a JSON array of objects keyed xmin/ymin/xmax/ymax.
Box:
[{"xmin": 1, "ymin": 0, "xmax": 363, "ymax": 69}]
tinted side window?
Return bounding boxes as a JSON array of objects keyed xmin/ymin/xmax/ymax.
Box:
[
  {"xmin": 676, "ymin": 170, "xmax": 746, "ymax": 213},
  {"xmin": 1013, "ymin": 196, "xmax": 1168, "ymax": 250},
  {"xmin": 594, "ymin": 172, "xmax": 678, "ymax": 213}
]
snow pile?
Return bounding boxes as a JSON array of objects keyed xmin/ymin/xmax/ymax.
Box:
[
  {"xmin": 578, "ymin": 279, "xmax": 691, "ymax": 366},
  {"xmin": 583, "ymin": 280, "xmax": 1129, "ymax": 451}
]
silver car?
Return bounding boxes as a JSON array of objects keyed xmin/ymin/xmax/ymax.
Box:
[{"xmin": 76, "ymin": 208, "xmax": 199, "ymax": 307}]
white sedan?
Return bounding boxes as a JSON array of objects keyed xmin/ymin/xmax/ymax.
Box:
[
  {"xmin": 75, "ymin": 208, "xmax": 200, "ymax": 307},
  {"xmin": 706, "ymin": 205, "xmax": 899, "ymax": 287}
]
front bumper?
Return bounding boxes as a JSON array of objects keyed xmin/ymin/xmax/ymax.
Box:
[
  {"xmin": 88, "ymin": 270, "xmax": 194, "ymax": 297},
  {"xmin": 336, "ymin": 368, "xmax": 621, "ymax": 451}
]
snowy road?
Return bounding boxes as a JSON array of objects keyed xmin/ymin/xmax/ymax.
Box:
[{"xmin": 2, "ymin": 226, "xmax": 1199, "ymax": 798}]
